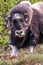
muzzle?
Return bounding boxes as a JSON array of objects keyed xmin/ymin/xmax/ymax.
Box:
[{"xmin": 15, "ymin": 30, "xmax": 25, "ymax": 38}]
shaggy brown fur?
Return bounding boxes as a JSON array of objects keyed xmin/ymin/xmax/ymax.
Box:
[{"xmin": 6, "ymin": 1, "xmax": 43, "ymax": 56}]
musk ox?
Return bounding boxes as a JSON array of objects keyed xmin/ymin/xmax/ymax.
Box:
[{"xmin": 6, "ymin": 1, "xmax": 43, "ymax": 56}]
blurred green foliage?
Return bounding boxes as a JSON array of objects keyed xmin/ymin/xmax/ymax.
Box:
[{"xmin": 0, "ymin": 0, "xmax": 43, "ymax": 46}]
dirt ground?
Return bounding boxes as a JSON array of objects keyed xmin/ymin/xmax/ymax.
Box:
[{"xmin": 0, "ymin": 44, "xmax": 43, "ymax": 65}]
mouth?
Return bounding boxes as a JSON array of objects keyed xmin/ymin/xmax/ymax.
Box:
[
  {"xmin": 15, "ymin": 34, "xmax": 25, "ymax": 38},
  {"xmin": 16, "ymin": 36, "xmax": 24, "ymax": 41},
  {"xmin": 15, "ymin": 36, "xmax": 25, "ymax": 47},
  {"xmin": 15, "ymin": 31, "xmax": 25, "ymax": 38}
]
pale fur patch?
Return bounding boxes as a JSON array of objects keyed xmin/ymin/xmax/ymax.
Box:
[
  {"xmin": 29, "ymin": 46, "xmax": 34, "ymax": 53},
  {"xmin": 32, "ymin": 2, "xmax": 43, "ymax": 14},
  {"xmin": 20, "ymin": 1, "xmax": 31, "ymax": 6},
  {"xmin": 9, "ymin": 45, "xmax": 19, "ymax": 56}
]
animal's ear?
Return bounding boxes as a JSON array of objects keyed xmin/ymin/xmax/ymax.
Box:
[
  {"xmin": 5, "ymin": 15, "xmax": 12, "ymax": 23},
  {"xmin": 5, "ymin": 15, "xmax": 13, "ymax": 29},
  {"xmin": 5, "ymin": 17, "xmax": 8, "ymax": 26},
  {"xmin": 24, "ymin": 13, "xmax": 29, "ymax": 23},
  {"xmin": 7, "ymin": 15, "xmax": 12, "ymax": 21}
]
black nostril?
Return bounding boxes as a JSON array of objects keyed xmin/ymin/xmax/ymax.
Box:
[
  {"xmin": 15, "ymin": 30, "xmax": 23, "ymax": 35},
  {"xmin": 20, "ymin": 30, "xmax": 23, "ymax": 34},
  {"xmin": 16, "ymin": 31, "xmax": 19, "ymax": 34}
]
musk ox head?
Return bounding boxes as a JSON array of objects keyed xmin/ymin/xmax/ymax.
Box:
[{"xmin": 6, "ymin": 1, "xmax": 33, "ymax": 47}]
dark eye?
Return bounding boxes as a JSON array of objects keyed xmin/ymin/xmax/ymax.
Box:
[
  {"xmin": 13, "ymin": 19, "xmax": 17, "ymax": 24},
  {"xmin": 20, "ymin": 18, "xmax": 23, "ymax": 22}
]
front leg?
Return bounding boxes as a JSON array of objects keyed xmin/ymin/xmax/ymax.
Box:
[
  {"xmin": 29, "ymin": 27, "xmax": 39, "ymax": 53},
  {"xmin": 29, "ymin": 34, "xmax": 38, "ymax": 53},
  {"xmin": 29, "ymin": 34, "xmax": 37, "ymax": 53},
  {"xmin": 9, "ymin": 45, "xmax": 19, "ymax": 56}
]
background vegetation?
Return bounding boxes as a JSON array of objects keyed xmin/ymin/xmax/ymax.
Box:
[{"xmin": 0, "ymin": 0, "xmax": 43, "ymax": 47}]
